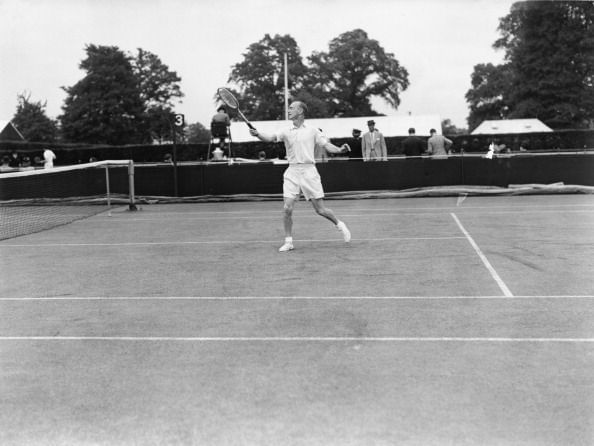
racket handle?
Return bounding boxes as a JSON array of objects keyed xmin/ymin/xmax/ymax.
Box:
[{"xmin": 237, "ymin": 109, "xmax": 255, "ymax": 130}]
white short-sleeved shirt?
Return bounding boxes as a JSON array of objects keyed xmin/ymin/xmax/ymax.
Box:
[
  {"xmin": 43, "ymin": 149, "xmax": 56, "ymax": 168},
  {"xmin": 275, "ymin": 123, "xmax": 327, "ymax": 164}
]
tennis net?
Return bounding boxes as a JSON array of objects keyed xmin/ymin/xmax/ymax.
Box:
[{"xmin": 0, "ymin": 160, "xmax": 136, "ymax": 240}]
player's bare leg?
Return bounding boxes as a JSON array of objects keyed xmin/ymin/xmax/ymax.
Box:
[
  {"xmin": 311, "ymin": 198, "xmax": 351, "ymax": 242},
  {"xmin": 279, "ymin": 197, "xmax": 296, "ymax": 252},
  {"xmin": 310, "ymin": 198, "xmax": 338, "ymax": 224}
]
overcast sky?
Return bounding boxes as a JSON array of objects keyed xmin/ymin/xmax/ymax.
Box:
[{"xmin": 0, "ymin": 0, "xmax": 517, "ymax": 129}]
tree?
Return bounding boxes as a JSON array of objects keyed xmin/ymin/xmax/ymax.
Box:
[
  {"xmin": 12, "ymin": 92, "xmax": 58, "ymax": 142},
  {"xmin": 465, "ymin": 63, "xmax": 513, "ymax": 131},
  {"xmin": 132, "ymin": 48, "xmax": 184, "ymax": 142},
  {"xmin": 227, "ymin": 29, "xmax": 409, "ymax": 120},
  {"xmin": 466, "ymin": 1, "xmax": 594, "ymax": 129},
  {"xmin": 60, "ymin": 44, "xmax": 148, "ymax": 144},
  {"xmin": 228, "ymin": 34, "xmax": 308, "ymax": 120},
  {"xmin": 185, "ymin": 122, "xmax": 210, "ymax": 143},
  {"xmin": 306, "ymin": 29, "xmax": 409, "ymax": 117},
  {"xmin": 441, "ymin": 119, "xmax": 467, "ymax": 136}
]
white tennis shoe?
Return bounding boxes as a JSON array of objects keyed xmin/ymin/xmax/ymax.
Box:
[
  {"xmin": 278, "ymin": 241, "xmax": 294, "ymax": 252},
  {"xmin": 337, "ymin": 221, "xmax": 351, "ymax": 242}
]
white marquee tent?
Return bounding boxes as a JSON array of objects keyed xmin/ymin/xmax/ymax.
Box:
[
  {"xmin": 471, "ymin": 119, "xmax": 553, "ymax": 135},
  {"xmin": 228, "ymin": 115, "xmax": 442, "ymax": 142}
]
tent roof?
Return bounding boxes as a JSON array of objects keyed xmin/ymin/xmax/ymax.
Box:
[
  {"xmin": 0, "ymin": 120, "xmax": 25, "ymax": 141},
  {"xmin": 228, "ymin": 115, "xmax": 442, "ymax": 142},
  {"xmin": 471, "ymin": 119, "xmax": 553, "ymax": 135}
]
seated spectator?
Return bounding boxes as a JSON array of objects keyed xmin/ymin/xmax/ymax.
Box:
[
  {"xmin": 401, "ymin": 128, "xmax": 425, "ymax": 157},
  {"xmin": 8, "ymin": 151, "xmax": 21, "ymax": 168},
  {"xmin": 211, "ymin": 106, "xmax": 230, "ymax": 127}
]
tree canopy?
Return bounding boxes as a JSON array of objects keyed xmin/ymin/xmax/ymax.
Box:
[
  {"xmin": 133, "ymin": 48, "xmax": 184, "ymax": 143},
  {"xmin": 59, "ymin": 44, "xmax": 184, "ymax": 144},
  {"xmin": 228, "ymin": 34, "xmax": 308, "ymax": 120},
  {"xmin": 12, "ymin": 92, "xmax": 58, "ymax": 142},
  {"xmin": 306, "ymin": 29, "xmax": 409, "ymax": 117},
  {"xmin": 466, "ymin": 1, "xmax": 594, "ymax": 130},
  {"xmin": 226, "ymin": 29, "xmax": 409, "ymax": 119}
]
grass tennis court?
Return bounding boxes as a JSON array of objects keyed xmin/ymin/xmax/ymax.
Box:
[{"xmin": 1, "ymin": 194, "xmax": 593, "ymax": 445}]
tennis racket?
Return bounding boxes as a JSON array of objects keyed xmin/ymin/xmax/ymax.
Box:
[{"xmin": 217, "ymin": 87, "xmax": 255, "ymax": 130}]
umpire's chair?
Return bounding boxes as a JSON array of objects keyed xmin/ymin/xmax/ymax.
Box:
[{"xmin": 207, "ymin": 122, "xmax": 232, "ymax": 161}]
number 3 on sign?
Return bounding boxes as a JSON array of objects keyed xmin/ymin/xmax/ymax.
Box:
[{"xmin": 174, "ymin": 114, "xmax": 185, "ymax": 127}]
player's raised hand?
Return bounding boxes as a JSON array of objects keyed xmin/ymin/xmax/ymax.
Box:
[{"xmin": 341, "ymin": 143, "xmax": 351, "ymax": 153}]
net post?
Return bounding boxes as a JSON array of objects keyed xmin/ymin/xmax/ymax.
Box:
[
  {"xmin": 105, "ymin": 164, "xmax": 112, "ymax": 217},
  {"xmin": 128, "ymin": 160, "xmax": 138, "ymax": 211}
]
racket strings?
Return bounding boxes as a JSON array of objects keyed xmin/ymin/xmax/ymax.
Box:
[{"xmin": 218, "ymin": 88, "xmax": 239, "ymax": 109}]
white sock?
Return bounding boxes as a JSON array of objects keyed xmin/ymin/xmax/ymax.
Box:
[{"xmin": 285, "ymin": 237, "xmax": 293, "ymax": 243}]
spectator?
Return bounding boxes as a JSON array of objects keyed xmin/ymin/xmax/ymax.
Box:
[
  {"xmin": 211, "ymin": 105, "xmax": 230, "ymax": 127},
  {"xmin": 401, "ymin": 128, "xmax": 425, "ymax": 157},
  {"xmin": 43, "ymin": 148, "xmax": 56, "ymax": 169},
  {"xmin": 362, "ymin": 120, "xmax": 387, "ymax": 161},
  {"xmin": 8, "ymin": 151, "xmax": 21, "ymax": 168},
  {"xmin": 21, "ymin": 156, "xmax": 31, "ymax": 168},
  {"xmin": 211, "ymin": 105, "xmax": 231, "ymax": 155},
  {"xmin": 427, "ymin": 129, "xmax": 452, "ymax": 158},
  {"xmin": 349, "ymin": 128, "xmax": 363, "ymax": 161}
]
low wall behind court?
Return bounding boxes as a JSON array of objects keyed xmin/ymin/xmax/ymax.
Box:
[{"xmin": 133, "ymin": 153, "xmax": 594, "ymax": 198}]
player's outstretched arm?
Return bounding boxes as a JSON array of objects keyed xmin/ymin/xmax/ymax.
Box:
[
  {"xmin": 324, "ymin": 141, "xmax": 351, "ymax": 154},
  {"xmin": 249, "ymin": 128, "xmax": 275, "ymax": 143}
]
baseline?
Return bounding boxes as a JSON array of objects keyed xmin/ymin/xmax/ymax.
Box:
[
  {"xmin": 0, "ymin": 235, "xmax": 465, "ymax": 247},
  {"xmin": 1, "ymin": 336, "xmax": 592, "ymax": 342},
  {"xmin": 1, "ymin": 295, "xmax": 593, "ymax": 301}
]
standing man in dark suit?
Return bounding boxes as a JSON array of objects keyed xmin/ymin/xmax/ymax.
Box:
[
  {"xmin": 349, "ymin": 128, "xmax": 363, "ymax": 161},
  {"xmin": 402, "ymin": 128, "xmax": 426, "ymax": 157}
]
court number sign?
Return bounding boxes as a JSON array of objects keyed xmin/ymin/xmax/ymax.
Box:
[{"xmin": 174, "ymin": 114, "xmax": 185, "ymax": 127}]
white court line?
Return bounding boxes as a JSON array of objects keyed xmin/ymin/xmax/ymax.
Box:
[
  {"xmin": 1, "ymin": 295, "xmax": 593, "ymax": 301},
  {"xmin": 0, "ymin": 236, "xmax": 464, "ymax": 247},
  {"xmin": 451, "ymin": 213, "xmax": 514, "ymax": 297},
  {"xmin": 114, "ymin": 203, "xmax": 594, "ymax": 216},
  {"xmin": 97, "ymin": 208, "xmax": 594, "ymax": 222},
  {"xmin": 0, "ymin": 336, "xmax": 592, "ymax": 343}
]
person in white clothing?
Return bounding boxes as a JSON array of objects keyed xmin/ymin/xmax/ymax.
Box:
[
  {"xmin": 249, "ymin": 101, "xmax": 352, "ymax": 252},
  {"xmin": 43, "ymin": 148, "xmax": 56, "ymax": 169}
]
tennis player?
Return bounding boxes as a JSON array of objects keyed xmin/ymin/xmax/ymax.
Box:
[{"xmin": 249, "ymin": 101, "xmax": 351, "ymax": 252}]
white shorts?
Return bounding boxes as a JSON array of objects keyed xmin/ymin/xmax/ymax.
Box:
[{"xmin": 283, "ymin": 164, "xmax": 324, "ymax": 201}]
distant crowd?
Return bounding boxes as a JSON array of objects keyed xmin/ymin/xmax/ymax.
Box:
[{"xmin": 0, "ymin": 148, "xmax": 56, "ymax": 171}]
